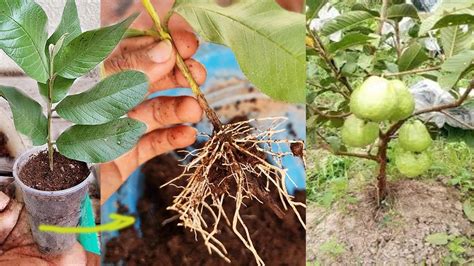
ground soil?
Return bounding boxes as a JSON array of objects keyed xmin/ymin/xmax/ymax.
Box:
[
  {"xmin": 104, "ymin": 153, "xmax": 306, "ymax": 265},
  {"xmin": 0, "ymin": 132, "xmax": 11, "ymax": 158},
  {"xmin": 19, "ymin": 150, "xmax": 89, "ymax": 191},
  {"xmin": 306, "ymin": 179, "xmax": 473, "ymax": 265}
]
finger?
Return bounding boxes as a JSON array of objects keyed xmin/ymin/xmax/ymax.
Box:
[
  {"xmin": 99, "ymin": 162, "xmax": 122, "ymax": 205},
  {"xmin": 117, "ymin": 126, "xmax": 197, "ymax": 179},
  {"xmin": 171, "ymin": 30, "xmax": 200, "ymax": 59},
  {"xmin": 0, "ymin": 191, "xmax": 10, "ymax": 211},
  {"xmin": 104, "ymin": 40, "xmax": 176, "ymax": 83},
  {"xmin": 109, "ymin": 36, "xmax": 156, "ymax": 57},
  {"xmin": 128, "ymin": 96, "xmax": 203, "ymax": 133},
  {"xmin": 2, "ymin": 206, "xmax": 34, "ymax": 250},
  {"xmin": 0, "ymin": 194, "xmax": 22, "ymax": 245},
  {"xmin": 150, "ymin": 59, "xmax": 207, "ymax": 92}
]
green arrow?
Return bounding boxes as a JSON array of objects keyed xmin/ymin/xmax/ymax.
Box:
[{"xmin": 39, "ymin": 213, "xmax": 135, "ymax": 234}]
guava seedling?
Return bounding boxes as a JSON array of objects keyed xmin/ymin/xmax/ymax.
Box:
[
  {"xmin": 388, "ymin": 79, "xmax": 415, "ymax": 121},
  {"xmin": 350, "ymin": 76, "xmax": 398, "ymax": 122},
  {"xmin": 395, "ymin": 148, "xmax": 432, "ymax": 177},
  {"xmin": 0, "ymin": 0, "xmax": 148, "ymax": 254},
  {"xmin": 0, "ymin": 0, "xmax": 148, "ymax": 169},
  {"xmin": 341, "ymin": 115, "xmax": 379, "ymax": 147},
  {"xmin": 398, "ymin": 120, "xmax": 433, "ymax": 152}
]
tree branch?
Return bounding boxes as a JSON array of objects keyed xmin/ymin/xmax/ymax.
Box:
[
  {"xmin": 383, "ymin": 66, "xmax": 441, "ymax": 77},
  {"xmin": 414, "ymin": 80, "xmax": 473, "ymax": 116},
  {"xmin": 309, "ymin": 105, "xmax": 351, "ymax": 118},
  {"xmin": 383, "ymin": 79, "xmax": 474, "ymax": 138},
  {"xmin": 377, "ymin": 0, "xmax": 389, "ymax": 35},
  {"xmin": 307, "ymin": 29, "xmax": 353, "ymax": 92},
  {"xmin": 316, "ymin": 132, "xmax": 378, "ymax": 161}
]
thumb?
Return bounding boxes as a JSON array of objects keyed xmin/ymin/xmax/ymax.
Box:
[{"xmin": 104, "ymin": 39, "xmax": 175, "ymax": 83}]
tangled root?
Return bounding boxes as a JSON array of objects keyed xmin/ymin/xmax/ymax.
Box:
[{"xmin": 162, "ymin": 117, "xmax": 306, "ymax": 265}]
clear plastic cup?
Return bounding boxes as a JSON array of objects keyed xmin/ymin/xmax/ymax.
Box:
[{"xmin": 13, "ymin": 146, "xmax": 92, "ymax": 255}]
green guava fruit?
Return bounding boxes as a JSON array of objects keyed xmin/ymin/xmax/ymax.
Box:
[
  {"xmin": 341, "ymin": 115, "xmax": 379, "ymax": 147},
  {"xmin": 388, "ymin": 79, "xmax": 415, "ymax": 121},
  {"xmin": 395, "ymin": 148, "xmax": 432, "ymax": 177},
  {"xmin": 350, "ymin": 76, "xmax": 397, "ymax": 122},
  {"xmin": 398, "ymin": 120, "xmax": 432, "ymax": 152}
]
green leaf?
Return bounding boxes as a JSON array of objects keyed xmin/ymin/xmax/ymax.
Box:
[
  {"xmin": 351, "ymin": 4, "xmax": 379, "ymax": 17},
  {"xmin": 440, "ymin": 26, "xmax": 473, "ymax": 58},
  {"xmin": 38, "ymin": 76, "xmax": 75, "ymax": 103},
  {"xmin": 439, "ymin": 52, "xmax": 474, "ymax": 89},
  {"xmin": 306, "ymin": 0, "xmax": 327, "ymax": 20},
  {"xmin": 431, "ymin": 14, "xmax": 474, "ymax": 31},
  {"xmin": 56, "ymin": 71, "xmax": 148, "ymax": 125},
  {"xmin": 441, "ymin": 50, "xmax": 474, "ymax": 72},
  {"xmin": 56, "ymin": 118, "xmax": 146, "ymax": 163},
  {"xmin": 463, "ymin": 199, "xmax": 474, "ymax": 222},
  {"xmin": 387, "ymin": 4, "xmax": 419, "ymax": 20},
  {"xmin": 54, "ymin": 14, "xmax": 137, "ymax": 79},
  {"xmin": 462, "ymin": 199, "xmax": 474, "ymax": 222},
  {"xmin": 425, "ymin": 233, "xmax": 449, "ymax": 245},
  {"xmin": 174, "ymin": 0, "xmax": 305, "ymax": 103},
  {"xmin": 0, "ymin": 86, "xmax": 47, "ymax": 145},
  {"xmin": 320, "ymin": 11, "xmax": 374, "ymax": 36},
  {"xmin": 398, "ymin": 43, "xmax": 429, "ymax": 71},
  {"xmin": 419, "ymin": 1, "xmax": 474, "ymax": 35},
  {"xmin": 47, "ymin": 0, "xmax": 82, "ymax": 47},
  {"xmin": 0, "ymin": 0, "xmax": 49, "ymax": 83},
  {"xmin": 328, "ymin": 33, "xmax": 374, "ymax": 53}
]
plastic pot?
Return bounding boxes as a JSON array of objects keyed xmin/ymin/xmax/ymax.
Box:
[{"xmin": 13, "ymin": 146, "xmax": 92, "ymax": 255}]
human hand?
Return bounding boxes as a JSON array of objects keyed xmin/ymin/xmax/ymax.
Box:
[
  {"xmin": 0, "ymin": 191, "xmax": 99, "ymax": 265},
  {"xmin": 100, "ymin": 0, "xmax": 205, "ymax": 204}
]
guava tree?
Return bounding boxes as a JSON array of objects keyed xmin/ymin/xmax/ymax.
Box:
[{"xmin": 306, "ymin": 0, "xmax": 473, "ymax": 202}]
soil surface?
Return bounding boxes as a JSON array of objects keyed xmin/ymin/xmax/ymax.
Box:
[
  {"xmin": 306, "ymin": 180, "xmax": 473, "ymax": 265},
  {"xmin": 19, "ymin": 150, "xmax": 89, "ymax": 191},
  {"xmin": 104, "ymin": 153, "xmax": 305, "ymax": 265},
  {"xmin": 0, "ymin": 132, "xmax": 11, "ymax": 158}
]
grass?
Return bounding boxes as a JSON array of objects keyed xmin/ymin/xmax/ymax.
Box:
[
  {"xmin": 307, "ymin": 137, "xmax": 473, "ymax": 263},
  {"xmin": 307, "ymin": 137, "xmax": 473, "ymax": 207}
]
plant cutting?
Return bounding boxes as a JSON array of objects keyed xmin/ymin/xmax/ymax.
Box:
[
  {"xmin": 122, "ymin": 0, "xmax": 306, "ymax": 264},
  {"xmin": 0, "ymin": 0, "xmax": 148, "ymax": 254},
  {"xmin": 307, "ymin": 0, "xmax": 473, "ymax": 202}
]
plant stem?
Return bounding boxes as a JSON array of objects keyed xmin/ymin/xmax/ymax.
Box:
[
  {"xmin": 141, "ymin": 0, "xmax": 222, "ymax": 131},
  {"xmin": 307, "ymin": 29, "xmax": 353, "ymax": 93},
  {"xmin": 316, "ymin": 131, "xmax": 378, "ymax": 161},
  {"xmin": 394, "ymin": 22, "xmax": 402, "ymax": 60},
  {"xmin": 377, "ymin": 0, "xmax": 389, "ymax": 35},
  {"xmin": 308, "ymin": 105, "xmax": 350, "ymax": 118},
  {"xmin": 383, "ymin": 66, "xmax": 441, "ymax": 77},
  {"xmin": 47, "ymin": 76, "xmax": 56, "ymax": 171}
]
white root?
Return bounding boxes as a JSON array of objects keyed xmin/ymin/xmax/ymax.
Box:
[{"xmin": 163, "ymin": 117, "xmax": 305, "ymax": 265}]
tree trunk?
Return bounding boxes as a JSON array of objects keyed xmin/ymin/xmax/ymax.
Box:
[{"xmin": 376, "ymin": 137, "xmax": 389, "ymax": 202}]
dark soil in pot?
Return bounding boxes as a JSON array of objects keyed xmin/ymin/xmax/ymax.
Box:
[
  {"xmin": 104, "ymin": 153, "xmax": 306, "ymax": 265},
  {"xmin": 14, "ymin": 147, "xmax": 91, "ymax": 255},
  {"xmin": 19, "ymin": 150, "xmax": 89, "ymax": 191},
  {"xmin": 0, "ymin": 132, "xmax": 11, "ymax": 158}
]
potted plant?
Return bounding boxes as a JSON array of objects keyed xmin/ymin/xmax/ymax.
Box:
[{"xmin": 0, "ymin": 0, "xmax": 148, "ymax": 254}]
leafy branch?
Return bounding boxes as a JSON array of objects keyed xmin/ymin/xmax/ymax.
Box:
[
  {"xmin": 316, "ymin": 131, "xmax": 378, "ymax": 161},
  {"xmin": 383, "ymin": 66, "xmax": 441, "ymax": 77},
  {"xmin": 307, "ymin": 27, "xmax": 353, "ymax": 93}
]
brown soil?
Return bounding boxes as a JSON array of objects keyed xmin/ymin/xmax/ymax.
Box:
[
  {"xmin": 306, "ymin": 180, "xmax": 473, "ymax": 265},
  {"xmin": 104, "ymin": 153, "xmax": 306, "ymax": 265},
  {"xmin": 0, "ymin": 132, "xmax": 11, "ymax": 158},
  {"xmin": 19, "ymin": 150, "xmax": 89, "ymax": 191}
]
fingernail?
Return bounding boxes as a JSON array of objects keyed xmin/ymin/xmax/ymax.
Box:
[{"xmin": 148, "ymin": 40, "xmax": 173, "ymax": 63}]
